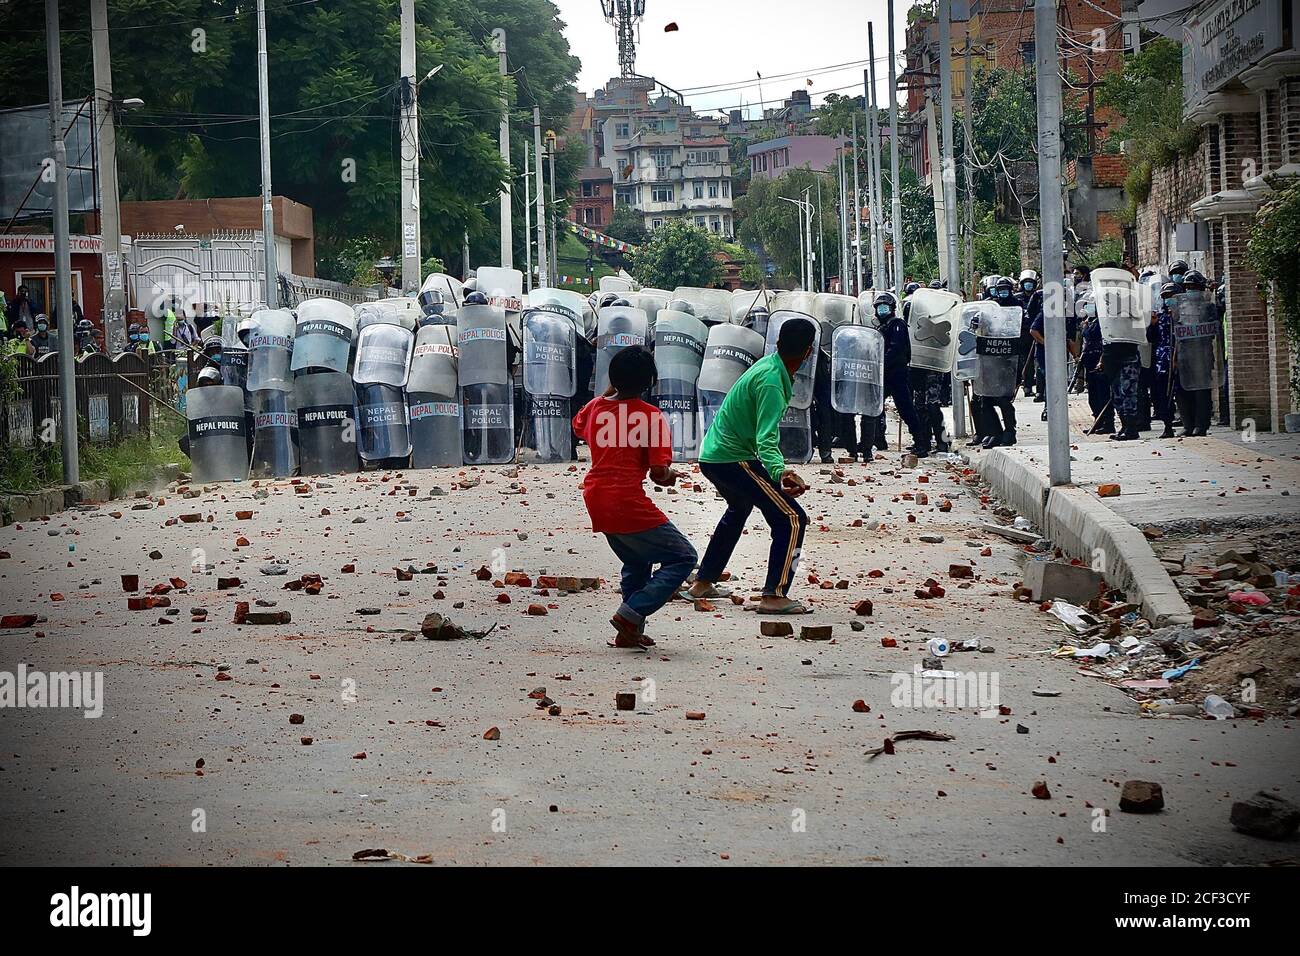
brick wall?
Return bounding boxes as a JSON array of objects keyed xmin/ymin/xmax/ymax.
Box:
[{"xmin": 1133, "ymin": 146, "xmax": 1206, "ymax": 267}]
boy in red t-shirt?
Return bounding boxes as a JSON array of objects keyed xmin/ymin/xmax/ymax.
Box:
[{"xmin": 572, "ymin": 347, "xmax": 696, "ymax": 650}]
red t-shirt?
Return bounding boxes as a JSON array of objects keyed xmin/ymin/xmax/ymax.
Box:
[{"xmin": 572, "ymin": 396, "xmax": 672, "ymax": 534}]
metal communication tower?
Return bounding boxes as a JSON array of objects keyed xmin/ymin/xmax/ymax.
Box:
[{"xmin": 600, "ymin": 0, "xmax": 645, "ymax": 78}]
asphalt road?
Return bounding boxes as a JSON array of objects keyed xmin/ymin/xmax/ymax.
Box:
[{"xmin": 0, "ymin": 454, "xmax": 1295, "ymax": 865}]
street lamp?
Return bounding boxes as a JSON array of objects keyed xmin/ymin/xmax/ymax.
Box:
[{"xmin": 777, "ymin": 196, "xmax": 809, "ymax": 289}]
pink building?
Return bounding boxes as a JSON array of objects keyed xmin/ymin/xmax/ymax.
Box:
[{"xmin": 747, "ymin": 135, "xmax": 848, "ymax": 180}]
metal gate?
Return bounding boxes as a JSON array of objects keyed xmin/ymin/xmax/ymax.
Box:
[{"xmin": 132, "ymin": 230, "xmax": 267, "ymax": 320}]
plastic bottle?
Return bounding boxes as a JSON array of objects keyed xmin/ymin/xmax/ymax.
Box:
[{"xmin": 1203, "ymin": 695, "xmax": 1234, "ymax": 719}]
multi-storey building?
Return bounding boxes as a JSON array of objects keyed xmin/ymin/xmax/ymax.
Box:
[{"xmin": 566, "ymin": 75, "xmax": 736, "ymax": 238}]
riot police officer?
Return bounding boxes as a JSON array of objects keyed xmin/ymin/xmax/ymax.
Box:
[
  {"xmin": 1173, "ymin": 270, "xmax": 1217, "ymax": 436},
  {"xmin": 862, "ymin": 292, "xmax": 927, "ymax": 457},
  {"xmin": 1148, "ymin": 281, "xmax": 1179, "ymax": 438}
]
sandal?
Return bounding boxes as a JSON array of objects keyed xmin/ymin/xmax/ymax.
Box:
[
  {"xmin": 756, "ymin": 598, "xmax": 810, "ymax": 615},
  {"xmin": 680, "ymin": 584, "xmax": 732, "ymax": 600}
]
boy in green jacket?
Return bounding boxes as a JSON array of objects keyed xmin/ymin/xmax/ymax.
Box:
[{"xmin": 686, "ymin": 316, "xmax": 814, "ymax": 614}]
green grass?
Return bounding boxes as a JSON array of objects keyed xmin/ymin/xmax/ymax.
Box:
[
  {"xmin": 1, "ymin": 415, "xmax": 185, "ymax": 498},
  {"xmin": 554, "ymin": 231, "xmax": 620, "ymax": 292}
]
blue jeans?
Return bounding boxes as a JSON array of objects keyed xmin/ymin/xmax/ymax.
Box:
[{"xmin": 604, "ymin": 521, "xmax": 697, "ymax": 626}]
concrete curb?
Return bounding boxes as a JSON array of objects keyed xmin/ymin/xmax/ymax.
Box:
[
  {"xmin": 1, "ymin": 464, "xmax": 180, "ymax": 527},
  {"xmin": 960, "ymin": 447, "xmax": 1194, "ymax": 627}
]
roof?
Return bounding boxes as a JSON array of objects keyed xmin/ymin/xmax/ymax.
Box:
[{"xmin": 579, "ymin": 166, "xmax": 613, "ymax": 181}]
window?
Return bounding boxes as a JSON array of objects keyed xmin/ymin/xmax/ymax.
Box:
[
  {"xmin": 709, "ymin": 217, "xmax": 721, "ymax": 233},
  {"xmin": 708, "ymin": 182, "xmax": 719, "ymax": 199},
  {"xmin": 722, "ymin": 181, "xmax": 730, "ymax": 198},
  {"xmin": 693, "ymin": 183, "xmax": 704, "ymax": 199},
  {"xmin": 651, "ymin": 147, "xmax": 673, "ymax": 169},
  {"xmin": 651, "ymin": 218, "xmax": 664, "ymax": 229},
  {"xmin": 616, "ymin": 122, "xmax": 630, "ymax": 138},
  {"xmin": 652, "ymin": 186, "xmax": 674, "ymax": 203},
  {"xmin": 695, "ymin": 217, "xmax": 706, "ymax": 227},
  {"xmin": 15, "ymin": 271, "xmax": 84, "ymax": 322},
  {"xmin": 581, "ymin": 181, "xmax": 595, "ymax": 198}
]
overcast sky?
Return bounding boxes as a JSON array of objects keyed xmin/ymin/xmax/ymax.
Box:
[{"xmin": 550, "ymin": 0, "xmax": 912, "ymax": 118}]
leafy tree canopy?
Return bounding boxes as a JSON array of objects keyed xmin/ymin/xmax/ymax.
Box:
[
  {"xmin": 630, "ymin": 220, "xmax": 723, "ymax": 289},
  {"xmin": 0, "ymin": 0, "xmax": 580, "ymax": 280}
]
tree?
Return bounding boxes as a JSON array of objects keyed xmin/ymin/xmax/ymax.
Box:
[
  {"xmin": 1097, "ymin": 37, "xmax": 1200, "ymax": 219},
  {"xmin": 607, "ymin": 205, "xmax": 649, "ymax": 246},
  {"xmin": 630, "ymin": 220, "xmax": 722, "ymax": 289},
  {"xmin": 0, "ymin": 0, "xmax": 580, "ymax": 280},
  {"xmin": 811, "ymin": 93, "xmax": 865, "ymax": 138},
  {"xmin": 736, "ymin": 167, "xmax": 841, "ymax": 288}
]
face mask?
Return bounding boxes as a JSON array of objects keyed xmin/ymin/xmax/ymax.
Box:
[
  {"xmin": 997, "ymin": 290, "xmax": 1009, "ymax": 300},
  {"xmin": 1022, "ymin": 281, "xmax": 1036, "ymax": 292},
  {"xmin": 140, "ymin": 334, "xmax": 150, "ymax": 342},
  {"xmin": 129, "ymin": 334, "xmax": 139, "ymax": 342},
  {"xmin": 875, "ymin": 305, "xmax": 891, "ymax": 318},
  {"xmin": 36, "ymin": 323, "xmax": 47, "ymax": 333},
  {"xmin": 1163, "ymin": 298, "xmax": 1176, "ymax": 310},
  {"xmin": 1172, "ymin": 275, "xmax": 1185, "ymax": 287}
]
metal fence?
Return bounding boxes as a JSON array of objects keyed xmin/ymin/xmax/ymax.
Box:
[
  {"xmin": 279, "ymin": 271, "xmax": 384, "ymax": 307},
  {"xmin": 2, "ymin": 351, "xmax": 156, "ymax": 448}
]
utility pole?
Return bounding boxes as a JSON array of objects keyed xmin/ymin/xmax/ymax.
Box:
[
  {"xmin": 462, "ymin": 231, "xmax": 471, "ymax": 282},
  {"xmin": 837, "ymin": 139, "xmax": 846, "ymax": 294},
  {"xmin": 805, "ymin": 186, "xmax": 815, "ymax": 294},
  {"xmin": 937, "ymin": 0, "xmax": 966, "ymax": 438},
  {"xmin": 493, "ymin": 29, "xmax": 513, "ymax": 270},
  {"xmin": 887, "ymin": 0, "xmax": 904, "ymax": 293},
  {"xmin": 90, "ymin": 0, "xmax": 124, "ymax": 355},
  {"xmin": 867, "ymin": 25, "xmax": 884, "ymax": 289},
  {"xmin": 938, "ymin": 0, "xmax": 960, "ymax": 288},
  {"xmin": 399, "ymin": 0, "xmax": 420, "ymax": 295},
  {"xmin": 523, "ymin": 140, "xmax": 533, "ymax": 291},
  {"xmin": 1035, "ymin": 0, "xmax": 1070, "ymax": 486},
  {"xmin": 963, "ymin": 34, "xmax": 975, "ymax": 297},
  {"xmin": 255, "ymin": 0, "xmax": 278, "ymax": 307},
  {"xmin": 547, "ymin": 131, "xmax": 558, "ymax": 288},
  {"xmin": 852, "ymin": 114, "xmax": 863, "ymax": 296},
  {"xmin": 533, "ymin": 106, "xmax": 548, "ymax": 288},
  {"xmin": 45, "ymin": 0, "xmax": 79, "ymax": 484},
  {"xmin": 816, "ymin": 178, "xmax": 825, "ymax": 292}
]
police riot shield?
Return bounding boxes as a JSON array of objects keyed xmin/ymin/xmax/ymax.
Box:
[
  {"xmin": 187, "ymin": 385, "xmax": 249, "ymax": 483},
  {"xmin": 654, "ymin": 311, "xmax": 709, "ymax": 461},
  {"xmin": 523, "ymin": 309, "xmax": 577, "ymax": 463},
  {"xmin": 421, "ymin": 272, "xmax": 466, "ymax": 309},
  {"xmin": 249, "ymin": 388, "xmax": 299, "ymax": 478},
  {"xmin": 529, "ymin": 288, "xmax": 588, "ymax": 329},
  {"xmin": 1174, "ymin": 292, "xmax": 1217, "ymax": 391},
  {"xmin": 772, "ymin": 290, "xmax": 818, "ymax": 317},
  {"xmin": 291, "ymin": 299, "xmax": 356, "ymax": 374},
  {"xmin": 353, "ymin": 321, "xmax": 415, "ymax": 387},
  {"xmin": 830, "ymin": 325, "xmax": 884, "ymax": 416},
  {"xmin": 457, "ymin": 303, "xmax": 513, "ymax": 465},
  {"xmin": 857, "ymin": 290, "xmax": 881, "ymax": 330},
  {"xmin": 221, "ymin": 341, "xmax": 250, "ymax": 398},
  {"xmin": 973, "ymin": 305, "xmax": 1022, "ymax": 399},
  {"xmin": 671, "ymin": 287, "xmax": 733, "ymax": 326},
  {"xmin": 906, "ymin": 289, "xmax": 963, "ymax": 373},
  {"xmin": 627, "ymin": 292, "xmax": 669, "ymax": 337},
  {"xmin": 731, "ymin": 288, "xmax": 773, "ymax": 326},
  {"xmin": 407, "ymin": 323, "xmax": 462, "ymax": 468},
  {"xmin": 1092, "ymin": 267, "xmax": 1148, "ymax": 345},
  {"xmin": 764, "ymin": 312, "xmax": 818, "ymax": 464},
  {"xmin": 600, "ymin": 274, "xmax": 637, "ymax": 296},
  {"xmin": 355, "ymin": 383, "xmax": 411, "ymax": 463},
  {"xmin": 296, "ymin": 371, "xmax": 359, "ymax": 476},
  {"xmin": 955, "ymin": 303, "xmax": 991, "ymax": 382},
  {"xmin": 813, "ymin": 294, "xmax": 858, "ymax": 348},
  {"xmin": 246, "ymin": 308, "xmax": 295, "ymax": 392},
  {"xmin": 594, "ymin": 306, "xmax": 649, "ymax": 396},
  {"xmin": 697, "ymin": 324, "xmax": 766, "ymax": 435}
]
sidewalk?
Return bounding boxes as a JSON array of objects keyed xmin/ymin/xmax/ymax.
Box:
[
  {"xmin": 958, "ymin": 391, "xmax": 1300, "ymax": 529},
  {"xmin": 947, "ymin": 389, "xmax": 1300, "ymax": 625}
]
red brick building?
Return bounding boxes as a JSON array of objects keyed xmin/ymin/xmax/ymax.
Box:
[{"xmin": 573, "ymin": 167, "xmax": 614, "ymax": 230}]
